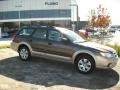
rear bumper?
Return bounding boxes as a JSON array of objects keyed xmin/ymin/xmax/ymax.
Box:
[{"xmin": 11, "ymin": 42, "xmax": 19, "ymax": 52}]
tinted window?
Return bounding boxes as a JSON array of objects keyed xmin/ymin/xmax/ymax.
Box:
[
  {"xmin": 0, "ymin": 10, "xmax": 71, "ymax": 20},
  {"xmin": 48, "ymin": 30, "xmax": 61, "ymax": 42},
  {"xmin": 32, "ymin": 29, "xmax": 47, "ymax": 39},
  {"xmin": 19, "ymin": 28, "xmax": 34, "ymax": 36}
]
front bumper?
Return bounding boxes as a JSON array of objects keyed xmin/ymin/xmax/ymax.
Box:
[{"xmin": 95, "ymin": 55, "xmax": 118, "ymax": 68}]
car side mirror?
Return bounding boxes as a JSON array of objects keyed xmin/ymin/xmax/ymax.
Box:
[{"xmin": 61, "ymin": 37, "xmax": 69, "ymax": 44}]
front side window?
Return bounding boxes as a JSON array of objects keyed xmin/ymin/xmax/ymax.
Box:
[
  {"xmin": 56, "ymin": 27, "xmax": 85, "ymax": 43},
  {"xmin": 32, "ymin": 29, "xmax": 47, "ymax": 39},
  {"xmin": 19, "ymin": 28, "xmax": 34, "ymax": 36},
  {"xmin": 48, "ymin": 30, "xmax": 62, "ymax": 42}
]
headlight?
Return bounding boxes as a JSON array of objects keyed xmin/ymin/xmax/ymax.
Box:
[{"xmin": 100, "ymin": 52, "xmax": 114, "ymax": 58}]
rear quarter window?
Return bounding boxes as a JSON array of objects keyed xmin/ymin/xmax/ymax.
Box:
[{"xmin": 18, "ymin": 28, "xmax": 34, "ymax": 36}]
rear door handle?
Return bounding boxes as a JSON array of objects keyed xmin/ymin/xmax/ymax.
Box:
[{"xmin": 48, "ymin": 42, "xmax": 52, "ymax": 45}]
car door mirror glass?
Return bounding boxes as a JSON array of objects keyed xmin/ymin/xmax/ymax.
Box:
[{"xmin": 62, "ymin": 37, "xmax": 69, "ymax": 43}]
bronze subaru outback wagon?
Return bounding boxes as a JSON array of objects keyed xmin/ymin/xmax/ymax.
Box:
[{"xmin": 11, "ymin": 26, "xmax": 118, "ymax": 74}]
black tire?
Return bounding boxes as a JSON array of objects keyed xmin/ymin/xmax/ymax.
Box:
[
  {"xmin": 75, "ymin": 54, "xmax": 95, "ymax": 74},
  {"xmin": 18, "ymin": 46, "xmax": 31, "ymax": 61}
]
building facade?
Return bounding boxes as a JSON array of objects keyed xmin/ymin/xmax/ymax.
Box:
[
  {"xmin": 0, "ymin": 0, "xmax": 72, "ymax": 22},
  {"xmin": 0, "ymin": 0, "xmax": 78, "ymax": 34}
]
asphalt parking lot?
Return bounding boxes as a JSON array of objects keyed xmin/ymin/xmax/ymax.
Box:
[{"xmin": 0, "ymin": 48, "xmax": 120, "ymax": 90}]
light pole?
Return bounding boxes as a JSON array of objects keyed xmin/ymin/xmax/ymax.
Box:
[
  {"xmin": 70, "ymin": 2, "xmax": 78, "ymax": 31},
  {"xmin": 15, "ymin": 0, "xmax": 22, "ymax": 30},
  {"xmin": 18, "ymin": 10, "xmax": 21, "ymax": 30},
  {"xmin": 0, "ymin": 27, "xmax": 1, "ymax": 38}
]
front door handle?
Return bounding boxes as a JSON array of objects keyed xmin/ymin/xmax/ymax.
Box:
[{"xmin": 48, "ymin": 42, "xmax": 52, "ymax": 45}]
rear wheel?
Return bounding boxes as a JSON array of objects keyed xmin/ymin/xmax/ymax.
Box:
[
  {"xmin": 18, "ymin": 46, "xmax": 31, "ymax": 61},
  {"xmin": 75, "ymin": 54, "xmax": 95, "ymax": 74}
]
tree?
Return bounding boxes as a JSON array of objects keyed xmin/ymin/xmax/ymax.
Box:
[{"xmin": 88, "ymin": 5, "xmax": 111, "ymax": 30}]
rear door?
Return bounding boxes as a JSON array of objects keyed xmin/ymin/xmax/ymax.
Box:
[{"xmin": 30, "ymin": 27, "xmax": 48, "ymax": 53}]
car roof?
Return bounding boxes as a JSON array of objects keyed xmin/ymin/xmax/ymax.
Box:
[
  {"xmin": 21, "ymin": 26, "xmax": 71, "ymax": 33},
  {"xmin": 21, "ymin": 26, "xmax": 53, "ymax": 29}
]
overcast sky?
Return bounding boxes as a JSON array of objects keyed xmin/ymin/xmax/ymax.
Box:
[{"xmin": 76, "ymin": 0, "xmax": 120, "ymax": 25}]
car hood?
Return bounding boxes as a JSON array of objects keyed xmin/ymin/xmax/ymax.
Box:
[{"xmin": 75, "ymin": 41, "xmax": 116, "ymax": 52}]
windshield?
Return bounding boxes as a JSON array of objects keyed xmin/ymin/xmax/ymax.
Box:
[
  {"xmin": 64, "ymin": 30, "xmax": 85, "ymax": 42},
  {"xmin": 56, "ymin": 27, "xmax": 85, "ymax": 42}
]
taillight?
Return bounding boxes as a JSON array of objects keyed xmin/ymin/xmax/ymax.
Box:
[{"xmin": 12, "ymin": 34, "xmax": 17, "ymax": 41}]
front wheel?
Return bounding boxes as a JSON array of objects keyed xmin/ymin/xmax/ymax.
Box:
[
  {"xmin": 75, "ymin": 55, "xmax": 95, "ymax": 74},
  {"xmin": 18, "ymin": 46, "xmax": 31, "ymax": 61}
]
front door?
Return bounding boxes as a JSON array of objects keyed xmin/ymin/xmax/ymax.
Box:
[{"xmin": 46, "ymin": 29, "xmax": 74, "ymax": 59}]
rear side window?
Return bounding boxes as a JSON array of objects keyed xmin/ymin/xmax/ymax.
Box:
[
  {"xmin": 32, "ymin": 29, "xmax": 47, "ymax": 39},
  {"xmin": 19, "ymin": 28, "xmax": 34, "ymax": 36}
]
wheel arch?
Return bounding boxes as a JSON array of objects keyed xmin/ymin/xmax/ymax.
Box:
[
  {"xmin": 72, "ymin": 50, "xmax": 96, "ymax": 64},
  {"xmin": 18, "ymin": 42, "xmax": 32, "ymax": 52}
]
